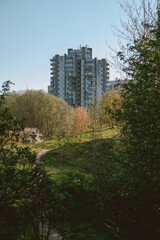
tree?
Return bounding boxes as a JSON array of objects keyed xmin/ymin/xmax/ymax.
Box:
[
  {"xmin": 72, "ymin": 107, "xmax": 90, "ymax": 134},
  {"xmin": 98, "ymin": 91, "xmax": 121, "ymax": 128},
  {"xmin": 111, "ymin": 0, "xmax": 158, "ymax": 78},
  {"xmin": 116, "ymin": 8, "xmax": 160, "ymax": 239},
  {"xmin": 119, "ymin": 0, "xmax": 157, "ymax": 41},
  {"xmin": 0, "ymin": 81, "xmax": 59, "ymax": 240},
  {"xmin": 5, "ymin": 90, "xmax": 73, "ymax": 140}
]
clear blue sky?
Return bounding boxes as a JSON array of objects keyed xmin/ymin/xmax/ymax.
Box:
[{"xmin": 0, "ymin": 0, "xmax": 124, "ymax": 92}]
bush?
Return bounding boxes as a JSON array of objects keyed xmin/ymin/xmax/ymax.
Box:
[
  {"xmin": 72, "ymin": 107, "xmax": 90, "ymax": 134},
  {"xmin": 5, "ymin": 90, "xmax": 73, "ymax": 140}
]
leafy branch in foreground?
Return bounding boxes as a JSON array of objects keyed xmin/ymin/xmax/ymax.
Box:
[
  {"xmin": 0, "ymin": 81, "xmax": 60, "ymax": 240},
  {"xmin": 115, "ymin": 7, "xmax": 160, "ymax": 240}
]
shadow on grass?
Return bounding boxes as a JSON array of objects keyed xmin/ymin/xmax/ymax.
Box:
[
  {"xmin": 40, "ymin": 137, "xmax": 116, "ymax": 179},
  {"xmin": 30, "ymin": 127, "xmax": 119, "ymax": 152}
]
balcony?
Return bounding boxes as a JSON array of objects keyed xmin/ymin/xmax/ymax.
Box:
[
  {"xmin": 84, "ymin": 72, "xmax": 93, "ymax": 76},
  {"xmin": 50, "ymin": 69, "xmax": 56, "ymax": 73},
  {"xmin": 50, "ymin": 74, "xmax": 56, "ymax": 78}
]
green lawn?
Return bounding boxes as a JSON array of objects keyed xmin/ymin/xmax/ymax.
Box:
[
  {"xmin": 30, "ymin": 127, "xmax": 119, "ymax": 152},
  {"xmin": 30, "ymin": 127, "xmax": 119, "ymax": 179},
  {"xmin": 29, "ymin": 127, "xmax": 121, "ymax": 240}
]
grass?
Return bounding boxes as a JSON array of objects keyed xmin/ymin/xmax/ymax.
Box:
[
  {"xmin": 30, "ymin": 127, "xmax": 118, "ymax": 152},
  {"xmin": 41, "ymin": 141, "xmax": 94, "ymax": 178},
  {"xmin": 29, "ymin": 127, "xmax": 119, "ymax": 180},
  {"xmin": 29, "ymin": 127, "xmax": 120, "ymax": 240}
]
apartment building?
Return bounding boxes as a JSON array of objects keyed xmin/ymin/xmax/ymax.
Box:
[{"xmin": 48, "ymin": 46, "xmax": 109, "ymax": 107}]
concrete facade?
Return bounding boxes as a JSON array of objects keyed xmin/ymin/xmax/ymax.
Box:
[{"xmin": 48, "ymin": 46, "xmax": 109, "ymax": 107}]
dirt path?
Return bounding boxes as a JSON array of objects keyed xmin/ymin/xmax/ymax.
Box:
[
  {"xmin": 48, "ymin": 230, "xmax": 62, "ymax": 240},
  {"xmin": 36, "ymin": 149, "xmax": 49, "ymax": 163}
]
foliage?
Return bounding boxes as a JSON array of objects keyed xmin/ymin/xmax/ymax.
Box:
[
  {"xmin": 112, "ymin": 0, "xmax": 158, "ymax": 77},
  {"xmin": 87, "ymin": 92, "xmax": 121, "ymax": 132},
  {"xmin": 71, "ymin": 107, "xmax": 90, "ymax": 134},
  {"xmin": 0, "ymin": 82, "xmax": 119, "ymax": 240},
  {"xmin": 49, "ymin": 171, "xmax": 112, "ymax": 240},
  {"xmin": 98, "ymin": 91, "xmax": 122, "ymax": 128},
  {"xmin": 119, "ymin": 0, "xmax": 157, "ymax": 42},
  {"xmin": 30, "ymin": 127, "xmax": 119, "ymax": 239},
  {"xmin": 114, "ymin": 8, "xmax": 160, "ymax": 239},
  {"xmin": 5, "ymin": 90, "xmax": 73, "ymax": 140},
  {"xmin": 0, "ymin": 81, "xmax": 60, "ymax": 240}
]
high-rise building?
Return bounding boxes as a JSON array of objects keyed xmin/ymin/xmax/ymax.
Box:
[{"xmin": 48, "ymin": 46, "xmax": 109, "ymax": 107}]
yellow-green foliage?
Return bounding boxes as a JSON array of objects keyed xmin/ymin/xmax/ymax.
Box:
[
  {"xmin": 72, "ymin": 107, "xmax": 91, "ymax": 134},
  {"xmin": 98, "ymin": 91, "xmax": 121, "ymax": 128},
  {"xmin": 5, "ymin": 90, "xmax": 73, "ymax": 139},
  {"xmin": 87, "ymin": 92, "xmax": 121, "ymax": 130}
]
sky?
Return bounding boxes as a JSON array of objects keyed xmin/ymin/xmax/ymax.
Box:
[{"xmin": 0, "ymin": 0, "xmax": 125, "ymax": 92}]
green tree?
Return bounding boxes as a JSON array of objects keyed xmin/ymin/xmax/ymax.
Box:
[
  {"xmin": 116, "ymin": 8, "xmax": 160, "ymax": 239},
  {"xmin": 0, "ymin": 81, "xmax": 59, "ymax": 240},
  {"xmin": 5, "ymin": 90, "xmax": 73, "ymax": 140},
  {"xmin": 98, "ymin": 91, "xmax": 121, "ymax": 128}
]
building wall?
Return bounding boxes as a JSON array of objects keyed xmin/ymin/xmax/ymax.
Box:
[
  {"xmin": 48, "ymin": 46, "xmax": 109, "ymax": 106},
  {"xmin": 58, "ymin": 56, "xmax": 65, "ymax": 99}
]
